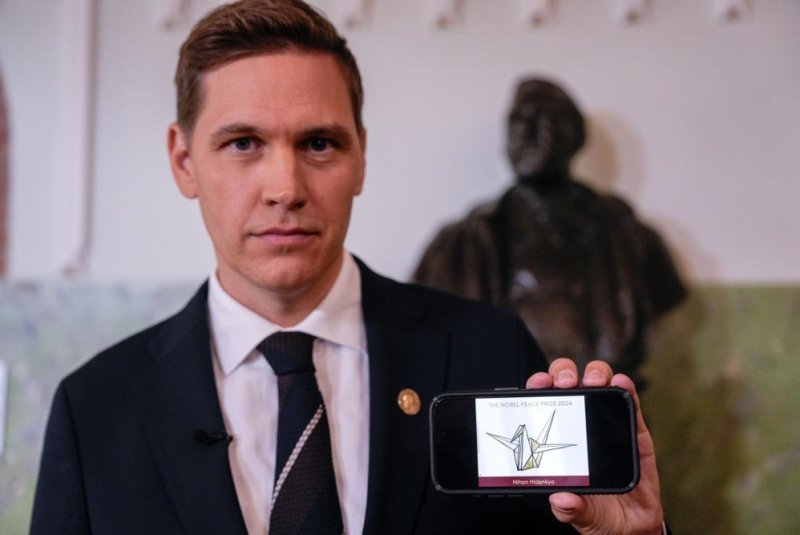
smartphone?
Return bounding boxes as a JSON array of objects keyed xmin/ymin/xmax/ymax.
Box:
[{"xmin": 429, "ymin": 387, "xmax": 639, "ymax": 494}]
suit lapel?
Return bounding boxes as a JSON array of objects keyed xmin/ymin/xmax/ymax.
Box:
[
  {"xmin": 125, "ymin": 267, "xmax": 450, "ymax": 534},
  {"xmin": 129, "ymin": 284, "xmax": 247, "ymax": 535},
  {"xmin": 358, "ymin": 260, "xmax": 450, "ymax": 535}
]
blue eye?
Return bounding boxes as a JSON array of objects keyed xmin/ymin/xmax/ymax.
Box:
[{"xmin": 232, "ymin": 138, "xmax": 253, "ymax": 151}]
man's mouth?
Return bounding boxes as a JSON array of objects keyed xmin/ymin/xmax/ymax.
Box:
[{"xmin": 251, "ymin": 226, "xmax": 318, "ymax": 247}]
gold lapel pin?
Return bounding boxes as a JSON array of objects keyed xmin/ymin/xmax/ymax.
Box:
[{"xmin": 397, "ymin": 388, "xmax": 421, "ymax": 416}]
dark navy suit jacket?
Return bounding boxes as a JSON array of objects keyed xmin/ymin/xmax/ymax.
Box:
[{"xmin": 31, "ymin": 260, "xmax": 578, "ymax": 534}]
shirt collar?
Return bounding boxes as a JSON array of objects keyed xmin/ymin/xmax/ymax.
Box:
[{"xmin": 208, "ymin": 252, "xmax": 364, "ymax": 376}]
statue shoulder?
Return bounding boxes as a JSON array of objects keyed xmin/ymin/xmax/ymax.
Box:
[
  {"xmin": 590, "ymin": 187, "xmax": 637, "ymax": 219},
  {"xmin": 428, "ymin": 196, "xmax": 502, "ymax": 242},
  {"xmin": 412, "ymin": 195, "xmax": 505, "ymax": 299},
  {"xmin": 466, "ymin": 196, "xmax": 503, "ymax": 221}
]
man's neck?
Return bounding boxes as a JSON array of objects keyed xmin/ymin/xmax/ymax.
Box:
[{"xmin": 249, "ymin": 289, "xmax": 328, "ymax": 327}]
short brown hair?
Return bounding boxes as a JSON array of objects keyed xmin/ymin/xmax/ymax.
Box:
[{"xmin": 175, "ymin": 0, "xmax": 364, "ymax": 135}]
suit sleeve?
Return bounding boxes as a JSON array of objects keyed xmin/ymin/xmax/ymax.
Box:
[{"xmin": 30, "ymin": 381, "xmax": 91, "ymax": 534}]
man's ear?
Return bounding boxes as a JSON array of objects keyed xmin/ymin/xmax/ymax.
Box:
[
  {"xmin": 355, "ymin": 128, "xmax": 367, "ymax": 196},
  {"xmin": 167, "ymin": 123, "xmax": 197, "ymax": 199}
]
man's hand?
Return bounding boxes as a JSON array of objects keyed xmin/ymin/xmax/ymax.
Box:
[{"xmin": 526, "ymin": 358, "xmax": 664, "ymax": 535}]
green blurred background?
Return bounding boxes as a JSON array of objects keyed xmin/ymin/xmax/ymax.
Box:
[{"xmin": 641, "ymin": 286, "xmax": 799, "ymax": 534}]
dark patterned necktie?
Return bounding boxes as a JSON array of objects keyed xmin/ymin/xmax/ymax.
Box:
[{"xmin": 258, "ymin": 332, "xmax": 344, "ymax": 534}]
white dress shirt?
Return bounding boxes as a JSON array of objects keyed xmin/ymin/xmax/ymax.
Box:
[{"xmin": 208, "ymin": 253, "xmax": 369, "ymax": 535}]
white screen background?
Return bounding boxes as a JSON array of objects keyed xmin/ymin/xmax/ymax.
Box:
[{"xmin": 475, "ymin": 395, "xmax": 590, "ymax": 478}]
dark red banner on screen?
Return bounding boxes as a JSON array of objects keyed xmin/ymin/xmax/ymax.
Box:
[{"xmin": 479, "ymin": 476, "xmax": 590, "ymax": 487}]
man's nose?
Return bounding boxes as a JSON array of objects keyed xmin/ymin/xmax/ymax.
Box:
[{"xmin": 260, "ymin": 145, "xmax": 307, "ymax": 209}]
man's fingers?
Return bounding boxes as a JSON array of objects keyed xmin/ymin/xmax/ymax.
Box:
[
  {"xmin": 582, "ymin": 361, "xmax": 613, "ymax": 386},
  {"xmin": 612, "ymin": 373, "xmax": 657, "ymax": 459},
  {"xmin": 610, "ymin": 372, "xmax": 637, "ymax": 398},
  {"xmin": 548, "ymin": 357, "xmax": 579, "ymax": 388},
  {"xmin": 529, "ymin": 358, "xmax": 614, "ymax": 390},
  {"xmin": 526, "ymin": 371, "xmax": 553, "ymax": 389},
  {"xmin": 549, "ymin": 493, "xmax": 593, "ymax": 527}
]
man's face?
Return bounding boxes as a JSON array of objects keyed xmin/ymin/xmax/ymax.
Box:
[{"xmin": 169, "ymin": 52, "xmax": 365, "ymax": 316}]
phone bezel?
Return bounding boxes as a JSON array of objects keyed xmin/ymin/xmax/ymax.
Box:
[{"xmin": 429, "ymin": 387, "xmax": 639, "ymax": 495}]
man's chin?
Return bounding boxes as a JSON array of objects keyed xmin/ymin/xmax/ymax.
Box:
[
  {"xmin": 250, "ymin": 258, "xmax": 336, "ymax": 296},
  {"xmin": 219, "ymin": 249, "xmax": 344, "ymax": 299},
  {"xmin": 253, "ymin": 269, "xmax": 315, "ymax": 295}
]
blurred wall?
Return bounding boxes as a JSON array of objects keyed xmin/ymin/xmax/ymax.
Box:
[
  {"xmin": 1, "ymin": 0, "xmax": 799, "ymax": 283},
  {"xmin": 1, "ymin": 71, "xmax": 8, "ymax": 275}
]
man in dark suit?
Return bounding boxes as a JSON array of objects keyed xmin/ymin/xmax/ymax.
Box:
[{"xmin": 31, "ymin": 1, "xmax": 665, "ymax": 533}]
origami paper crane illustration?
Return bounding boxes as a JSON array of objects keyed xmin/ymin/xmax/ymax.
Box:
[{"xmin": 486, "ymin": 411, "xmax": 576, "ymax": 470}]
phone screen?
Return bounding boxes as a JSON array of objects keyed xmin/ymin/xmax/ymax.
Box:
[
  {"xmin": 475, "ymin": 394, "xmax": 589, "ymax": 488},
  {"xmin": 430, "ymin": 388, "xmax": 638, "ymax": 494}
]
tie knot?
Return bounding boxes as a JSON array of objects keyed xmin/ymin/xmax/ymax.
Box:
[{"xmin": 258, "ymin": 331, "xmax": 316, "ymax": 376}]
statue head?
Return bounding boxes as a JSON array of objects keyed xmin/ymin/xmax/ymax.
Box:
[{"xmin": 506, "ymin": 78, "xmax": 585, "ymax": 184}]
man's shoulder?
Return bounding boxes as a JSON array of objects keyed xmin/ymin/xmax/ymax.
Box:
[{"xmin": 61, "ymin": 283, "xmax": 208, "ymax": 391}]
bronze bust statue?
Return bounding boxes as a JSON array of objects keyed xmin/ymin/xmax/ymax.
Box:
[{"xmin": 413, "ymin": 78, "xmax": 686, "ymax": 384}]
